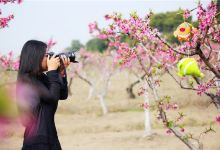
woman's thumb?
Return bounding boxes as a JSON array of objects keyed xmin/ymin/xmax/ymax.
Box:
[{"xmin": 47, "ymin": 55, "xmax": 50, "ymax": 61}]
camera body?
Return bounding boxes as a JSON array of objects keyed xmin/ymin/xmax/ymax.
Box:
[{"xmin": 46, "ymin": 51, "xmax": 78, "ymax": 63}]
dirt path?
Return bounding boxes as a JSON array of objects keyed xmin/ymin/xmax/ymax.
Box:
[{"xmin": 1, "ymin": 112, "xmax": 220, "ymax": 150}]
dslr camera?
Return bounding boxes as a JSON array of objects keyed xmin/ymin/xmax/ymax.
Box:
[{"xmin": 46, "ymin": 50, "xmax": 79, "ymax": 63}]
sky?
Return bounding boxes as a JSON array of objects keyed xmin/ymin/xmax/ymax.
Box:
[{"xmin": 0, "ymin": 0, "xmax": 210, "ymax": 56}]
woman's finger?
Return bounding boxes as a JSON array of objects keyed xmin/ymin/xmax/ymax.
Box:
[
  {"xmin": 54, "ymin": 57, "xmax": 60, "ymax": 62},
  {"xmin": 55, "ymin": 59, "xmax": 60, "ymax": 63},
  {"xmin": 51, "ymin": 54, "xmax": 56, "ymax": 58},
  {"xmin": 63, "ymin": 55, "xmax": 67, "ymax": 63},
  {"xmin": 59, "ymin": 55, "xmax": 63, "ymax": 62},
  {"xmin": 62, "ymin": 55, "xmax": 66, "ymax": 63},
  {"xmin": 67, "ymin": 57, "xmax": 70, "ymax": 64}
]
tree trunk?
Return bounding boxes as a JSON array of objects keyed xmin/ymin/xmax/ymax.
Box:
[
  {"xmin": 68, "ymin": 77, "xmax": 73, "ymax": 96},
  {"xmin": 87, "ymin": 86, "xmax": 94, "ymax": 100},
  {"xmin": 126, "ymin": 83, "xmax": 137, "ymax": 99},
  {"xmin": 143, "ymin": 80, "xmax": 152, "ymax": 136},
  {"xmin": 97, "ymin": 94, "xmax": 108, "ymax": 115},
  {"xmin": 126, "ymin": 72, "xmax": 148, "ymax": 99}
]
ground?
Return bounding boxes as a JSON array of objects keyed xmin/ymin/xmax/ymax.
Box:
[{"xmin": 0, "ymin": 71, "xmax": 220, "ymax": 150}]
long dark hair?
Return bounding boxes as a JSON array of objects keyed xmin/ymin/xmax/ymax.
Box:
[
  {"xmin": 17, "ymin": 40, "xmax": 47, "ymax": 79},
  {"xmin": 16, "ymin": 40, "xmax": 47, "ymax": 126}
]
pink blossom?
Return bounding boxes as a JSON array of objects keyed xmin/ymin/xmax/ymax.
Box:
[
  {"xmin": 180, "ymin": 128, "xmax": 185, "ymax": 132},
  {"xmin": 166, "ymin": 129, "xmax": 172, "ymax": 134},
  {"xmin": 47, "ymin": 38, "xmax": 56, "ymax": 51},
  {"xmin": 17, "ymin": 0, "xmax": 22, "ymax": 4},
  {"xmin": 108, "ymin": 41, "xmax": 120, "ymax": 48},
  {"xmin": 216, "ymin": 115, "xmax": 220, "ymax": 124},
  {"xmin": 88, "ymin": 22, "xmax": 97, "ymax": 33},
  {"xmin": 12, "ymin": 60, "xmax": 19, "ymax": 70},
  {"xmin": 217, "ymin": 90, "xmax": 220, "ymax": 97},
  {"xmin": 104, "ymin": 14, "xmax": 112, "ymax": 20},
  {"xmin": 114, "ymin": 43, "xmax": 137, "ymax": 68},
  {"xmin": 97, "ymin": 34, "xmax": 108, "ymax": 40},
  {"xmin": 0, "ymin": 54, "xmax": 10, "ymax": 69},
  {"xmin": 183, "ymin": 9, "xmax": 191, "ymax": 20},
  {"xmin": 154, "ymin": 80, "xmax": 161, "ymax": 86},
  {"xmin": 197, "ymin": 81, "xmax": 215, "ymax": 96},
  {"xmin": 172, "ymin": 103, "xmax": 178, "ymax": 110},
  {"xmin": 0, "ymin": 51, "xmax": 20, "ymax": 70},
  {"xmin": 138, "ymin": 87, "xmax": 147, "ymax": 96},
  {"xmin": 0, "ymin": 15, "xmax": 14, "ymax": 28},
  {"xmin": 0, "ymin": 0, "xmax": 22, "ymax": 4},
  {"xmin": 159, "ymin": 102, "xmax": 179, "ymax": 111},
  {"xmin": 211, "ymin": 25, "xmax": 220, "ymax": 42},
  {"xmin": 197, "ymin": 1, "xmax": 217, "ymax": 32},
  {"xmin": 142, "ymin": 102, "xmax": 149, "ymax": 109}
]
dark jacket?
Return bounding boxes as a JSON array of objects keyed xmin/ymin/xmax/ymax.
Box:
[{"xmin": 16, "ymin": 70, "xmax": 68, "ymax": 148}]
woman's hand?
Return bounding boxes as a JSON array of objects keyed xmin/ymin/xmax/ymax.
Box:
[
  {"xmin": 60, "ymin": 55, "xmax": 70, "ymax": 68},
  {"xmin": 47, "ymin": 54, "xmax": 60, "ymax": 71},
  {"xmin": 59, "ymin": 55, "xmax": 70, "ymax": 77}
]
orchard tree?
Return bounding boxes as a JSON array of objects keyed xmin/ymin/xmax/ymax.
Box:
[
  {"xmin": 89, "ymin": 1, "xmax": 219, "ymax": 149},
  {"xmin": 68, "ymin": 48, "xmax": 118, "ymax": 115},
  {"xmin": 89, "ymin": 14, "xmax": 180, "ymax": 137},
  {"xmin": 68, "ymin": 48, "xmax": 97, "ymax": 97}
]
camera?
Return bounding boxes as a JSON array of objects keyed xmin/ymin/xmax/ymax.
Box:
[{"xmin": 46, "ymin": 50, "xmax": 79, "ymax": 63}]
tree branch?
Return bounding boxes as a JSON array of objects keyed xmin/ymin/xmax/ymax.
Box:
[
  {"xmin": 155, "ymin": 34, "xmax": 197, "ymax": 56},
  {"xmin": 167, "ymin": 69, "xmax": 197, "ymax": 91}
]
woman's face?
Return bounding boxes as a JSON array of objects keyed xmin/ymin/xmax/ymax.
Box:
[{"xmin": 41, "ymin": 53, "xmax": 48, "ymax": 72}]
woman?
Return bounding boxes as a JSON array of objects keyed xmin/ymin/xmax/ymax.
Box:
[{"xmin": 16, "ymin": 40, "xmax": 70, "ymax": 150}]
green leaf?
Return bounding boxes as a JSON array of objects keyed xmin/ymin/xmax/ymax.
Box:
[{"xmin": 167, "ymin": 121, "xmax": 174, "ymax": 128}]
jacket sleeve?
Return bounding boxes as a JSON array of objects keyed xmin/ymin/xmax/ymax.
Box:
[
  {"xmin": 38, "ymin": 70, "xmax": 62, "ymax": 103},
  {"xmin": 59, "ymin": 75, "xmax": 68, "ymax": 100}
]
